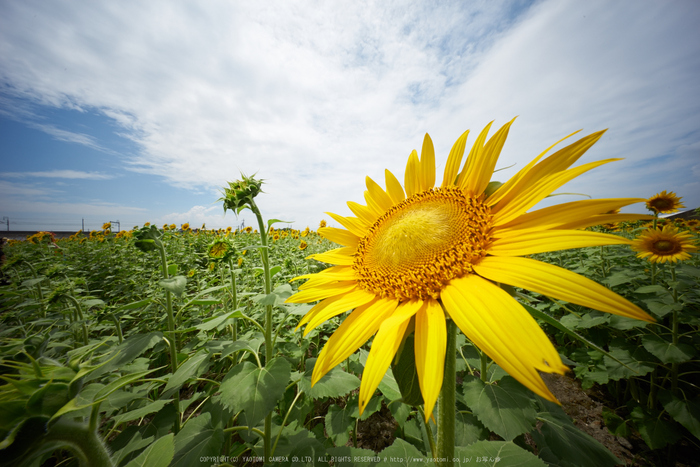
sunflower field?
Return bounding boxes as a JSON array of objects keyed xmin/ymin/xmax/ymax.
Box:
[{"xmin": 1, "ymin": 125, "xmax": 700, "ymax": 467}]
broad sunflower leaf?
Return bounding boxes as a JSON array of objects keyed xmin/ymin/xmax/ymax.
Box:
[
  {"xmin": 298, "ymin": 358, "xmax": 359, "ymax": 400},
  {"xmin": 641, "ymin": 335, "xmax": 695, "ymax": 364},
  {"xmin": 390, "ymin": 334, "xmax": 423, "ymax": 407},
  {"xmin": 378, "ymin": 438, "xmax": 427, "ymax": 466},
  {"xmin": 162, "ymin": 349, "xmax": 211, "ymax": 397},
  {"xmin": 462, "ymin": 375, "xmax": 536, "ymax": 441},
  {"xmin": 658, "ymin": 391, "xmax": 700, "ymax": 440},
  {"xmin": 88, "ymin": 332, "xmax": 163, "ymax": 381},
  {"xmin": 533, "ymin": 402, "xmax": 619, "ymax": 467},
  {"xmin": 124, "ymin": 433, "xmax": 174, "ymax": 467},
  {"xmin": 629, "ymin": 405, "xmax": 682, "ymax": 450},
  {"xmin": 158, "ymin": 276, "xmax": 187, "ymax": 297},
  {"xmin": 455, "ymin": 440, "xmax": 546, "ymax": 467},
  {"xmin": 195, "ymin": 310, "xmax": 242, "ymax": 331},
  {"xmin": 325, "ymin": 403, "xmax": 355, "ymax": 447},
  {"xmin": 171, "ymin": 413, "xmax": 224, "ymax": 467},
  {"xmin": 112, "ymin": 399, "xmax": 173, "ymax": 426},
  {"xmin": 219, "ymin": 358, "xmax": 291, "ymax": 427},
  {"xmin": 455, "ymin": 411, "xmax": 489, "ymax": 446},
  {"xmin": 604, "ymin": 338, "xmax": 655, "ymax": 380}
]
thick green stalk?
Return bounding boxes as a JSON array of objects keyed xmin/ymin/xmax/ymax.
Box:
[
  {"xmin": 227, "ymin": 257, "xmax": 238, "ymax": 343},
  {"xmin": 43, "ymin": 419, "xmax": 114, "ymax": 467},
  {"xmin": 437, "ymin": 316, "xmax": 457, "ymax": 467},
  {"xmin": 250, "ymin": 200, "xmax": 273, "ymax": 462},
  {"xmin": 670, "ymin": 267, "xmax": 679, "ymax": 394},
  {"xmin": 156, "ymin": 240, "xmax": 180, "ymax": 434}
]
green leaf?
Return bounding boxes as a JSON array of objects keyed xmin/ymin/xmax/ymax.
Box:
[
  {"xmin": 93, "ymin": 369, "xmax": 155, "ymax": 401},
  {"xmin": 630, "ymin": 405, "xmax": 682, "ymax": 449},
  {"xmin": 645, "ymin": 300, "xmax": 679, "ymax": 318},
  {"xmin": 456, "ymin": 440, "xmax": 547, "ymax": 467},
  {"xmin": 268, "ymin": 218, "xmax": 293, "ymax": 228},
  {"xmin": 298, "ymin": 359, "xmax": 360, "ymax": 399},
  {"xmin": 162, "ymin": 350, "xmax": 211, "ymax": 397},
  {"xmin": 634, "ymin": 285, "xmax": 668, "ymax": 294},
  {"xmin": 378, "ymin": 438, "xmax": 427, "ymax": 466},
  {"xmin": 378, "ymin": 368, "xmax": 402, "ymax": 401},
  {"xmin": 88, "ymin": 332, "xmax": 163, "ymax": 381},
  {"xmin": 390, "ymin": 334, "xmax": 423, "ymax": 407},
  {"xmin": 455, "ymin": 411, "xmax": 489, "ymax": 446},
  {"xmin": 158, "ymin": 276, "xmax": 187, "ymax": 297},
  {"xmin": 195, "ymin": 310, "xmax": 242, "ymax": 332},
  {"xmin": 325, "ymin": 404, "xmax": 355, "ymax": 446},
  {"xmin": 167, "ymin": 264, "xmax": 178, "ymax": 276},
  {"xmin": 604, "ymin": 339, "xmax": 655, "ymax": 380},
  {"xmin": 171, "ymin": 413, "xmax": 224, "ymax": 467},
  {"xmin": 533, "ymin": 403, "xmax": 619, "ymax": 467},
  {"xmin": 112, "ymin": 399, "xmax": 174, "ymax": 426},
  {"xmin": 114, "ymin": 299, "xmax": 152, "ymax": 312},
  {"xmin": 462, "ymin": 376, "xmax": 536, "ymax": 441},
  {"xmin": 124, "ymin": 433, "xmax": 174, "ymax": 467},
  {"xmin": 219, "ymin": 357, "xmax": 291, "ymax": 427},
  {"xmin": 641, "ymin": 335, "xmax": 695, "ymax": 364},
  {"xmin": 82, "ymin": 298, "xmax": 105, "ymax": 309},
  {"xmin": 659, "ymin": 391, "xmax": 700, "ymax": 440}
]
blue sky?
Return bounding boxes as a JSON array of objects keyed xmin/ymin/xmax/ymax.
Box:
[{"xmin": 1, "ymin": 0, "xmax": 699, "ymax": 233}]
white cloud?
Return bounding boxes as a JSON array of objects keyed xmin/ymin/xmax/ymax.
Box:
[{"xmin": 0, "ymin": 0, "xmax": 699, "ymax": 229}]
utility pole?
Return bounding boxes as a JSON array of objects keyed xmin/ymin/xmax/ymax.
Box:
[
  {"xmin": 82, "ymin": 218, "xmax": 85, "ymax": 232},
  {"xmin": 2, "ymin": 217, "xmax": 8, "ymax": 231}
]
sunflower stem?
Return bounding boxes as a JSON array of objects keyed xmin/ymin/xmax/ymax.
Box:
[
  {"xmin": 670, "ymin": 266, "xmax": 679, "ymax": 395},
  {"xmin": 250, "ymin": 199, "xmax": 273, "ymax": 463},
  {"xmin": 437, "ymin": 317, "xmax": 456, "ymax": 467}
]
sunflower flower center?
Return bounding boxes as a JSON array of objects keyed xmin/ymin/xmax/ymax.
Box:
[
  {"xmin": 652, "ymin": 239, "xmax": 680, "ymax": 255},
  {"xmin": 353, "ymin": 187, "xmax": 492, "ymax": 301}
]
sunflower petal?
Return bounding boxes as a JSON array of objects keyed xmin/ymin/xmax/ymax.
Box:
[
  {"xmin": 442, "ymin": 275, "xmax": 566, "ymax": 401},
  {"xmin": 493, "ymin": 158, "xmax": 621, "ymax": 226},
  {"xmin": 457, "ymin": 121, "xmax": 493, "ymax": 191},
  {"xmin": 490, "ymin": 131, "xmax": 606, "ymax": 212},
  {"xmin": 470, "ymin": 118, "xmax": 516, "ymax": 195},
  {"xmin": 303, "ymin": 288, "xmax": 377, "ymax": 334},
  {"xmin": 312, "ymin": 298, "xmax": 398, "ymax": 384},
  {"xmin": 495, "ymin": 198, "xmax": 647, "ymax": 233},
  {"xmin": 442, "ymin": 130, "xmax": 469, "ymax": 188},
  {"xmin": 414, "ymin": 299, "xmax": 446, "ymax": 420},
  {"xmin": 364, "ymin": 191, "xmax": 386, "ymax": 219},
  {"xmin": 366, "ymin": 176, "xmax": 394, "ymax": 212},
  {"xmin": 308, "ymin": 246, "xmax": 356, "ymax": 265},
  {"xmin": 326, "ymin": 211, "xmax": 368, "ymax": 237},
  {"xmin": 286, "ymin": 280, "xmax": 357, "ymax": 304},
  {"xmin": 290, "ymin": 265, "xmax": 355, "ymax": 283},
  {"xmin": 359, "ymin": 300, "xmax": 422, "ymax": 415},
  {"xmin": 474, "ymin": 256, "xmax": 654, "ymax": 322},
  {"xmin": 489, "ymin": 230, "xmax": 631, "ymax": 256},
  {"xmin": 385, "ymin": 169, "xmax": 406, "ymax": 204},
  {"xmin": 487, "ymin": 129, "xmax": 583, "ymax": 206},
  {"xmin": 318, "ymin": 227, "xmax": 359, "ymax": 248},
  {"xmin": 404, "ymin": 149, "xmax": 420, "ymax": 197},
  {"xmin": 347, "ymin": 201, "xmax": 379, "ymax": 226},
  {"xmin": 420, "ymin": 133, "xmax": 436, "ymax": 191}
]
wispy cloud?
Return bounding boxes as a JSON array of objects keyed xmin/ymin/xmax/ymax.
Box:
[
  {"xmin": 1, "ymin": 170, "xmax": 114, "ymax": 180},
  {"xmin": 0, "ymin": 0, "xmax": 698, "ymax": 228}
]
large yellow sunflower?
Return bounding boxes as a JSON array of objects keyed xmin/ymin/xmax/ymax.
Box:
[
  {"xmin": 631, "ymin": 225, "xmax": 698, "ymax": 263},
  {"xmin": 286, "ymin": 119, "xmax": 654, "ymax": 418}
]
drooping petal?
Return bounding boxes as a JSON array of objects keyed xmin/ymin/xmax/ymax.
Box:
[
  {"xmin": 414, "ymin": 299, "xmax": 446, "ymax": 420},
  {"xmin": 359, "ymin": 300, "xmax": 423, "ymax": 414},
  {"xmin": 489, "ymin": 230, "xmax": 632, "ymax": 256},
  {"xmin": 493, "ymin": 158, "xmax": 621, "ymax": 226},
  {"xmin": 385, "ymin": 169, "xmax": 406, "ymax": 205},
  {"xmin": 302, "ymin": 288, "xmax": 377, "ymax": 335},
  {"xmin": 318, "ymin": 227, "xmax": 359, "ymax": 248},
  {"xmin": 312, "ymin": 298, "xmax": 399, "ymax": 384},
  {"xmin": 442, "ymin": 130, "xmax": 469, "ymax": 188},
  {"xmin": 307, "ymin": 246, "xmax": 356, "ymax": 266},
  {"xmin": 404, "ymin": 150, "xmax": 420, "ymax": 197},
  {"xmin": 419, "ymin": 133, "xmax": 436, "ymax": 191},
  {"xmin": 285, "ymin": 280, "xmax": 357, "ymax": 304},
  {"xmin": 441, "ymin": 275, "xmax": 566, "ymax": 401},
  {"xmin": 366, "ymin": 176, "xmax": 394, "ymax": 212},
  {"xmin": 474, "ymin": 256, "xmax": 654, "ymax": 322}
]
